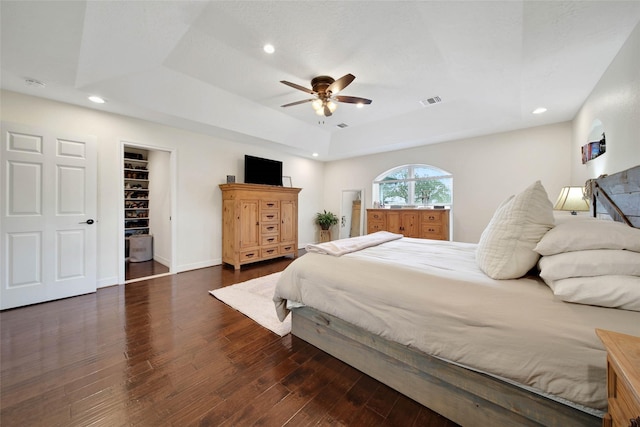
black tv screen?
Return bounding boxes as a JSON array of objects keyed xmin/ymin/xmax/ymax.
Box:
[{"xmin": 244, "ymin": 155, "xmax": 283, "ymax": 186}]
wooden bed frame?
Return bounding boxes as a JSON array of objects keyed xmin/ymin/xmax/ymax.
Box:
[{"xmin": 290, "ymin": 165, "xmax": 640, "ymax": 427}]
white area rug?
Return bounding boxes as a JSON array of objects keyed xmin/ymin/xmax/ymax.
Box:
[{"xmin": 209, "ymin": 272, "xmax": 290, "ymax": 336}]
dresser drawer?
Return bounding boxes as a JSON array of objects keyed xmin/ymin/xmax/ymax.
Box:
[
  {"xmin": 421, "ymin": 211, "xmax": 445, "ymax": 224},
  {"xmin": 261, "ymin": 200, "xmax": 280, "ymax": 210},
  {"xmin": 368, "ymin": 222, "xmax": 385, "ymax": 233},
  {"xmin": 261, "ymin": 223, "xmax": 279, "ymax": 234},
  {"xmin": 421, "ymin": 224, "xmax": 444, "ymax": 238},
  {"xmin": 368, "ymin": 212, "xmax": 385, "ymax": 221},
  {"xmin": 280, "ymin": 243, "xmax": 295, "ymax": 255},
  {"xmin": 261, "ymin": 246, "xmax": 279, "ymax": 258},
  {"xmin": 262, "ymin": 235, "xmax": 279, "ymax": 246},
  {"xmin": 261, "ymin": 211, "xmax": 279, "ymax": 223},
  {"xmin": 239, "ymin": 250, "xmax": 259, "ymax": 262}
]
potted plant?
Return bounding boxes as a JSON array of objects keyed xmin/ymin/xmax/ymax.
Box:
[{"xmin": 315, "ymin": 210, "xmax": 339, "ymax": 230}]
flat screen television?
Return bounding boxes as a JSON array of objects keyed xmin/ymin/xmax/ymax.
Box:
[{"xmin": 244, "ymin": 155, "xmax": 283, "ymax": 186}]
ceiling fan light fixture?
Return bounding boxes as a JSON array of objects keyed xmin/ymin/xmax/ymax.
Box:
[
  {"xmin": 281, "ymin": 73, "xmax": 370, "ymax": 117},
  {"xmin": 311, "ymin": 99, "xmax": 323, "ymax": 111}
]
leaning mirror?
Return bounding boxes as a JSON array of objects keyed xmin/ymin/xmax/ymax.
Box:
[{"xmin": 340, "ymin": 189, "xmax": 364, "ymax": 239}]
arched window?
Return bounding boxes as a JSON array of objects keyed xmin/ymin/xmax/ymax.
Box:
[{"xmin": 373, "ymin": 164, "xmax": 452, "ymax": 207}]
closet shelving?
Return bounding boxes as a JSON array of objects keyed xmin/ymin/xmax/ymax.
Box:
[{"xmin": 124, "ymin": 152, "xmax": 150, "ymax": 238}]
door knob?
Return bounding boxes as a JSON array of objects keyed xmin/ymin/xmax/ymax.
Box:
[{"xmin": 79, "ymin": 219, "xmax": 95, "ymax": 225}]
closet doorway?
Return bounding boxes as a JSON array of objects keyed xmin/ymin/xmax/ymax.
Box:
[{"xmin": 119, "ymin": 142, "xmax": 176, "ymax": 283}]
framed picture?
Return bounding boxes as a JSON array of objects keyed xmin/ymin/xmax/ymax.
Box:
[
  {"xmin": 581, "ymin": 132, "xmax": 606, "ymax": 164},
  {"xmin": 282, "ymin": 176, "xmax": 292, "ymax": 187}
]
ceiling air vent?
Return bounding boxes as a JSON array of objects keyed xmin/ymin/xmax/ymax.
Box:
[
  {"xmin": 336, "ymin": 123, "xmax": 348, "ymax": 128},
  {"xmin": 419, "ymin": 96, "xmax": 442, "ymax": 107},
  {"xmin": 25, "ymin": 78, "xmax": 46, "ymax": 88}
]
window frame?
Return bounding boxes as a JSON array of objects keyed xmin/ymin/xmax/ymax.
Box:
[{"xmin": 373, "ymin": 164, "xmax": 453, "ymax": 207}]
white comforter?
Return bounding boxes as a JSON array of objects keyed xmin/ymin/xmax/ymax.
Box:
[{"xmin": 273, "ymin": 237, "xmax": 640, "ymax": 411}]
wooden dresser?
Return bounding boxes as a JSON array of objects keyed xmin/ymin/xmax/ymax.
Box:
[
  {"xmin": 366, "ymin": 208, "xmax": 450, "ymax": 240},
  {"xmin": 596, "ymin": 329, "xmax": 640, "ymax": 427},
  {"xmin": 220, "ymin": 183, "xmax": 301, "ymax": 270}
]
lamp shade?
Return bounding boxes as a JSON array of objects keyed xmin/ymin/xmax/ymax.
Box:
[{"xmin": 553, "ymin": 186, "xmax": 590, "ymax": 214}]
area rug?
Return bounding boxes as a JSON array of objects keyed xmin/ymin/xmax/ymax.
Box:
[{"xmin": 209, "ymin": 272, "xmax": 290, "ymax": 336}]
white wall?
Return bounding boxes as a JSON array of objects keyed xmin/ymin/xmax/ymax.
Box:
[
  {"xmin": 1, "ymin": 90, "xmax": 324, "ymax": 287},
  {"xmin": 323, "ymin": 122, "xmax": 573, "ymax": 243},
  {"xmin": 571, "ymin": 21, "xmax": 640, "ymax": 182}
]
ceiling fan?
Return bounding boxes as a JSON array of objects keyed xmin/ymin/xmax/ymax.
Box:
[{"xmin": 280, "ymin": 73, "xmax": 372, "ymax": 117}]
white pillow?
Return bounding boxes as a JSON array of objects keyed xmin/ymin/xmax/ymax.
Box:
[
  {"xmin": 476, "ymin": 181, "xmax": 554, "ymax": 279},
  {"xmin": 538, "ymin": 249, "xmax": 640, "ymax": 281},
  {"xmin": 546, "ymin": 275, "xmax": 640, "ymax": 312},
  {"xmin": 535, "ymin": 218, "xmax": 640, "ymax": 255}
]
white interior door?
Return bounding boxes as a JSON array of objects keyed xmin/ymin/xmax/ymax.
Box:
[{"xmin": 1, "ymin": 122, "xmax": 97, "ymax": 310}]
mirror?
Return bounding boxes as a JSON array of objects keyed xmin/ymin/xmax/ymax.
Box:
[{"xmin": 340, "ymin": 189, "xmax": 364, "ymax": 239}]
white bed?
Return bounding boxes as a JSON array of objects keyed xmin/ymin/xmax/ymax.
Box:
[
  {"xmin": 275, "ymin": 237, "xmax": 639, "ymax": 410},
  {"xmin": 273, "ymin": 166, "xmax": 640, "ymax": 427}
]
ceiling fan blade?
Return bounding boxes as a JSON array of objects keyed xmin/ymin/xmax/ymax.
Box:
[
  {"xmin": 281, "ymin": 99, "xmax": 315, "ymax": 108},
  {"xmin": 334, "ymin": 95, "xmax": 372, "ymax": 105},
  {"xmin": 324, "ymin": 104, "xmax": 332, "ymax": 117},
  {"xmin": 327, "ymin": 73, "xmax": 355, "ymax": 94},
  {"xmin": 280, "ymin": 80, "xmax": 315, "ymax": 95}
]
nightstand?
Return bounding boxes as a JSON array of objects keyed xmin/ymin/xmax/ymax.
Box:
[{"xmin": 596, "ymin": 329, "xmax": 640, "ymax": 427}]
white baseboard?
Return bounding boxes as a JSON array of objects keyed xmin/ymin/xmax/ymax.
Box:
[
  {"xmin": 97, "ymin": 276, "xmax": 119, "ymax": 288},
  {"xmin": 154, "ymin": 255, "xmax": 170, "ymax": 267},
  {"xmin": 176, "ymin": 258, "xmax": 221, "ymax": 273}
]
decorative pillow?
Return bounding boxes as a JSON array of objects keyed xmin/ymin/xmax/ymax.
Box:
[
  {"xmin": 538, "ymin": 249, "xmax": 640, "ymax": 281},
  {"xmin": 535, "ymin": 218, "xmax": 640, "ymax": 256},
  {"xmin": 546, "ymin": 275, "xmax": 640, "ymax": 312},
  {"xmin": 476, "ymin": 181, "xmax": 554, "ymax": 279}
]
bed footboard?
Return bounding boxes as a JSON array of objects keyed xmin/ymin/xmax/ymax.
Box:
[{"xmin": 291, "ymin": 306, "xmax": 601, "ymax": 427}]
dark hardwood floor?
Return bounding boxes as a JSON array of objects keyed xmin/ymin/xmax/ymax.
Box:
[
  {"xmin": 1, "ymin": 255, "xmax": 458, "ymax": 427},
  {"xmin": 126, "ymin": 259, "xmax": 171, "ymax": 281}
]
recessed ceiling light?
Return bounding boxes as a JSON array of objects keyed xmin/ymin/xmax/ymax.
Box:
[
  {"xmin": 263, "ymin": 44, "xmax": 275, "ymax": 54},
  {"xmin": 88, "ymin": 95, "xmax": 106, "ymax": 104},
  {"xmin": 532, "ymin": 107, "xmax": 547, "ymax": 114},
  {"xmin": 312, "ymin": 153, "xmax": 319, "ymax": 157}
]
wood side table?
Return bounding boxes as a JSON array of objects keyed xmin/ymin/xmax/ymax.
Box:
[{"xmin": 596, "ymin": 329, "xmax": 640, "ymax": 427}]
